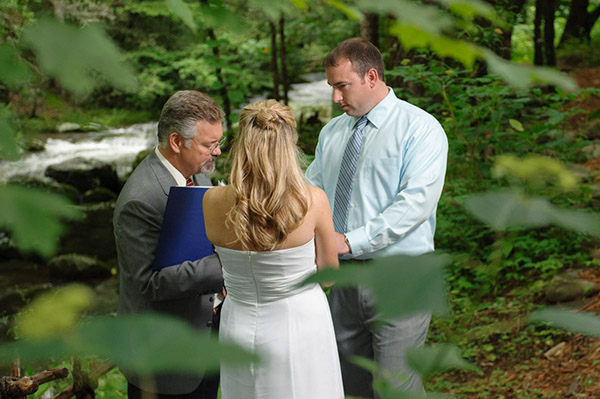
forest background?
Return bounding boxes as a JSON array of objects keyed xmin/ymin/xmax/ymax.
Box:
[{"xmin": 1, "ymin": 0, "xmax": 600, "ymax": 398}]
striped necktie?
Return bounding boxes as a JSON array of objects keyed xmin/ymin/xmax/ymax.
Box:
[
  {"xmin": 186, "ymin": 178, "xmax": 194, "ymax": 186},
  {"xmin": 332, "ymin": 116, "xmax": 368, "ymax": 233}
]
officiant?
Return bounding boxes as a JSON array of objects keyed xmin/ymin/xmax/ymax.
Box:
[{"xmin": 114, "ymin": 90, "xmax": 226, "ymax": 399}]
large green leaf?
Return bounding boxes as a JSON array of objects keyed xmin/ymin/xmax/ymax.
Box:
[
  {"xmin": 529, "ymin": 308, "xmax": 600, "ymax": 338},
  {"xmin": 21, "ymin": 18, "xmax": 138, "ymax": 96},
  {"xmin": 305, "ymin": 253, "xmax": 450, "ymax": 319},
  {"xmin": 16, "ymin": 284, "xmax": 94, "ymax": 340},
  {"xmin": 0, "ymin": 44, "xmax": 32, "ymax": 88},
  {"xmin": 0, "ymin": 185, "xmax": 83, "ymax": 258},
  {"xmin": 350, "ymin": 356, "xmax": 456, "ymax": 399},
  {"xmin": 483, "ymin": 49, "xmax": 578, "ymax": 91},
  {"xmin": 249, "ymin": 0, "xmax": 298, "ymax": 20},
  {"xmin": 323, "ymin": 0, "xmax": 363, "ymax": 20},
  {"xmin": 389, "ymin": 22, "xmax": 479, "ymax": 68},
  {"xmin": 405, "ymin": 344, "xmax": 480, "ymax": 378},
  {"xmin": 465, "ymin": 190, "xmax": 600, "ymax": 237},
  {"xmin": 0, "ymin": 313, "xmax": 257, "ymax": 375},
  {"xmin": 438, "ymin": 0, "xmax": 506, "ymax": 28},
  {"xmin": 166, "ymin": 0, "xmax": 197, "ymax": 32}
]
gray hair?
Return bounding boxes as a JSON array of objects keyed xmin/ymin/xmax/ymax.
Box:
[{"xmin": 157, "ymin": 90, "xmax": 225, "ymax": 147}]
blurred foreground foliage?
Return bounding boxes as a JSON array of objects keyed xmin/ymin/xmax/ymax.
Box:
[{"xmin": 0, "ymin": 1, "xmax": 599, "ymax": 398}]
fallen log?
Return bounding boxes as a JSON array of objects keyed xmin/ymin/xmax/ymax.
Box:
[{"xmin": 0, "ymin": 368, "xmax": 69, "ymax": 399}]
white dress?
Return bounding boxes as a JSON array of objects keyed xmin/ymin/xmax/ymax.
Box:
[{"xmin": 215, "ymin": 238, "xmax": 344, "ymax": 399}]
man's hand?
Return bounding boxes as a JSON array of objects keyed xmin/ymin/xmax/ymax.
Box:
[{"xmin": 336, "ymin": 232, "xmax": 350, "ymax": 255}]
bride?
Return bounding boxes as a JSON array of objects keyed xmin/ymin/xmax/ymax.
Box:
[{"xmin": 202, "ymin": 99, "xmax": 344, "ymax": 399}]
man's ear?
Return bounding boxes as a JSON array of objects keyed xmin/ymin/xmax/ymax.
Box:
[
  {"xmin": 169, "ymin": 132, "xmax": 183, "ymax": 154},
  {"xmin": 366, "ymin": 68, "xmax": 379, "ymax": 88}
]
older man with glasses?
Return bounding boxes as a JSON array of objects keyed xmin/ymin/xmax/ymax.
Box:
[{"xmin": 114, "ymin": 90, "xmax": 227, "ymax": 399}]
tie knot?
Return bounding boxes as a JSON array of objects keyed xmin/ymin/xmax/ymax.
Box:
[
  {"xmin": 186, "ymin": 178, "xmax": 194, "ymax": 186},
  {"xmin": 355, "ymin": 116, "xmax": 368, "ymax": 132}
]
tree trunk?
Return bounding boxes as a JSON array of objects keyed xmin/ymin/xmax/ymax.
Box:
[
  {"xmin": 207, "ymin": 28, "xmax": 232, "ymax": 132},
  {"xmin": 533, "ymin": 0, "xmax": 544, "ymax": 65},
  {"xmin": 278, "ymin": 16, "xmax": 288, "ymax": 105},
  {"xmin": 360, "ymin": 12, "xmax": 379, "ymax": 48},
  {"xmin": 542, "ymin": 0, "xmax": 556, "ymax": 66},
  {"xmin": 560, "ymin": 0, "xmax": 590, "ymax": 46},
  {"xmin": 269, "ymin": 20, "xmax": 280, "ymax": 101}
]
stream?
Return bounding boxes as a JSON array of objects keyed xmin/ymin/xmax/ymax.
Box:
[{"xmin": 0, "ymin": 75, "xmax": 332, "ymax": 182}]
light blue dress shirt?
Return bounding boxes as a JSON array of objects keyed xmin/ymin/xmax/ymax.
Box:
[{"xmin": 306, "ymin": 88, "xmax": 448, "ymax": 259}]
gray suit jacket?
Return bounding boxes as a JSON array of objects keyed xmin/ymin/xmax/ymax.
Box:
[{"xmin": 113, "ymin": 150, "xmax": 224, "ymax": 394}]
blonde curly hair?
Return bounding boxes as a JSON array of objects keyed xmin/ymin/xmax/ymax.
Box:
[{"xmin": 226, "ymin": 99, "xmax": 309, "ymax": 251}]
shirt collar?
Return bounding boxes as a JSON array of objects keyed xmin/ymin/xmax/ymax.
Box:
[
  {"xmin": 155, "ymin": 146, "xmax": 188, "ymax": 186},
  {"xmin": 362, "ymin": 87, "xmax": 396, "ymax": 130}
]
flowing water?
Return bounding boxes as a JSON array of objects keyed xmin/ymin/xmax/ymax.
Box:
[{"xmin": 0, "ymin": 76, "xmax": 332, "ymax": 182}]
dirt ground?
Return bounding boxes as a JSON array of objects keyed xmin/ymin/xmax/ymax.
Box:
[{"xmin": 432, "ymin": 269, "xmax": 600, "ymax": 398}]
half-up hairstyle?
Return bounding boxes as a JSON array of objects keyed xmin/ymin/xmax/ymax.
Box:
[{"xmin": 227, "ymin": 99, "xmax": 309, "ymax": 251}]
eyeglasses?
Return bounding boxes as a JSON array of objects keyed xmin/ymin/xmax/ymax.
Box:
[{"xmin": 190, "ymin": 137, "xmax": 226, "ymax": 153}]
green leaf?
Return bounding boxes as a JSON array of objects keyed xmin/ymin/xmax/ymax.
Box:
[
  {"xmin": 305, "ymin": 253, "xmax": 450, "ymax": 319},
  {"xmin": 0, "ymin": 313, "xmax": 257, "ymax": 375},
  {"xmin": 249, "ymin": 0, "xmax": 297, "ymax": 20},
  {"xmin": 323, "ymin": 0, "xmax": 363, "ymax": 20},
  {"xmin": 0, "ymin": 185, "xmax": 83, "ymax": 258},
  {"xmin": 529, "ymin": 308, "xmax": 600, "ymax": 338},
  {"xmin": 508, "ymin": 118, "xmax": 524, "ymax": 131},
  {"xmin": 438, "ymin": 0, "xmax": 507, "ymax": 28},
  {"xmin": 228, "ymin": 90, "xmax": 245, "ymax": 103},
  {"xmin": 389, "ymin": 22, "xmax": 479, "ymax": 68},
  {"xmin": 406, "ymin": 344, "xmax": 480, "ymax": 378},
  {"xmin": 0, "ymin": 107, "xmax": 21, "ymax": 160},
  {"xmin": 0, "ymin": 44, "xmax": 31, "ymax": 87},
  {"xmin": 465, "ymin": 190, "xmax": 600, "ymax": 237},
  {"xmin": 350, "ymin": 355, "xmax": 455, "ymax": 398},
  {"xmin": 166, "ymin": 0, "xmax": 197, "ymax": 32},
  {"xmin": 16, "ymin": 284, "xmax": 94, "ymax": 339},
  {"xmin": 483, "ymin": 49, "xmax": 578, "ymax": 91},
  {"xmin": 21, "ymin": 18, "xmax": 138, "ymax": 96}
]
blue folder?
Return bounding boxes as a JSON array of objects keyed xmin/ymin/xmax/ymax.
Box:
[{"xmin": 153, "ymin": 186, "xmax": 213, "ymax": 270}]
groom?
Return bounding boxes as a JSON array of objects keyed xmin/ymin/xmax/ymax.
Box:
[{"xmin": 114, "ymin": 90, "xmax": 226, "ymax": 399}]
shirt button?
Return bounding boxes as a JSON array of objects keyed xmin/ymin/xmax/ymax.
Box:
[
  {"xmin": 207, "ymin": 320, "xmax": 213, "ymax": 327},
  {"xmin": 359, "ymin": 250, "xmax": 364, "ymax": 254},
  {"xmin": 350, "ymin": 203, "xmax": 355, "ymax": 208},
  {"xmin": 353, "ymin": 178, "xmax": 357, "ymax": 182}
]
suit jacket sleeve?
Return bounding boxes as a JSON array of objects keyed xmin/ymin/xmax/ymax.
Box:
[{"xmin": 115, "ymin": 195, "xmax": 224, "ymax": 303}]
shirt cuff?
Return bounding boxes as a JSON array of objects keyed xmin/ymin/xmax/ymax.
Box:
[{"xmin": 345, "ymin": 227, "xmax": 370, "ymax": 257}]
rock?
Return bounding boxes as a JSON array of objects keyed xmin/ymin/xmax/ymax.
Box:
[
  {"xmin": 23, "ymin": 137, "xmax": 45, "ymax": 152},
  {"xmin": 44, "ymin": 157, "xmax": 121, "ymax": 194},
  {"xmin": 57, "ymin": 122, "xmax": 82, "ymax": 132},
  {"xmin": 545, "ymin": 270, "xmax": 599, "ymax": 303},
  {"xmin": 582, "ymin": 143, "xmax": 600, "ymax": 160},
  {"xmin": 48, "ymin": 254, "xmax": 112, "ymax": 280},
  {"xmin": 583, "ymin": 119, "xmax": 600, "ymax": 140},
  {"xmin": 7, "ymin": 176, "xmax": 81, "ymax": 203},
  {"xmin": 58, "ymin": 202, "xmax": 116, "ymax": 261},
  {"xmin": 82, "ymin": 187, "xmax": 117, "ymax": 203},
  {"xmin": 89, "ymin": 275, "xmax": 119, "ymax": 315},
  {"xmin": 0, "ymin": 284, "xmax": 53, "ymax": 315}
]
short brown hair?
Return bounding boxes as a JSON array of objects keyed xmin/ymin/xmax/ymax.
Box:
[
  {"xmin": 323, "ymin": 37, "xmax": 385, "ymax": 81},
  {"xmin": 157, "ymin": 90, "xmax": 225, "ymax": 146}
]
